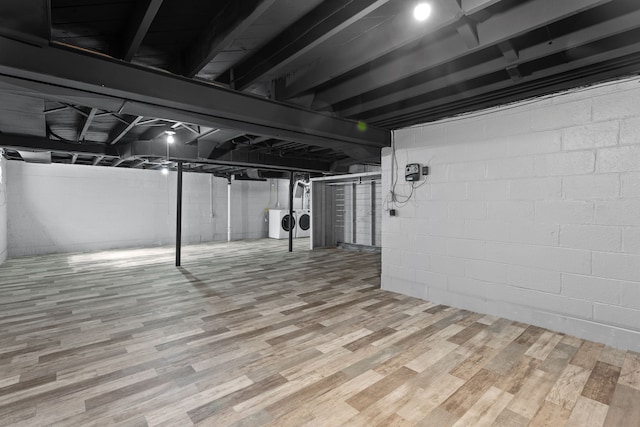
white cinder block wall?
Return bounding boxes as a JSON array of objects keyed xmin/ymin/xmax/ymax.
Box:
[
  {"xmin": 382, "ymin": 77, "xmax": 640, "ymax": 351},
  {"xmin": 7, "ymin": 162, "xmax": 287, "ymax": 257},
  {"xmin": 0, "ymin": 156, "xmax": 7, "ymax": 264}
]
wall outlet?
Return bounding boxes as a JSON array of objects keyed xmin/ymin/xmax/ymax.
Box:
[
  {"xmin": 422, "ymin": 166, "xmax": 429, "ymax": 176},
  {"xmin": 389, "ymin": 209, "xmax": 397, "ymax": 216}
]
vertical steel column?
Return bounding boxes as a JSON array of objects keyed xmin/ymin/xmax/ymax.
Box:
[
  {"xmin": 289, "ymin": 171, "xmax": 294, "ymax": 252},
  {"xmin": 227, "ymin": 177, "xmax": 232, "ymax": 242},
  {"xmin": 175, "ymin": 161, "xmax": 183, "ymax": 267},
  {"xmin": 371, "ymin": 180, "xmax": 376, "ymax": 246},
  {"xmin": 352, "ymin": 182, "xmax": 357, "ymax": 244}
]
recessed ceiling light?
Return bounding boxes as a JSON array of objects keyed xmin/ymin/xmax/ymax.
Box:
[{"xmin": 414, "ymin": 3, "xmax": 432, "ymax": 21}]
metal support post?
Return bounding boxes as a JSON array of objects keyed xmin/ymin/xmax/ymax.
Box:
[
  {"xmin": 176, "ymin": 161, "xmax": 183, "ymax": 266},
  {"xmin": 227, "ymin": 177, "xmax": 232, "ymax": 242},
  {"xmin": 289, "ymin": 171, "xmax": 294, "ymax": 252}
]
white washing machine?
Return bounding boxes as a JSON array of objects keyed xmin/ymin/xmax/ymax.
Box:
[
  {"xmin": 268, "ymin": 209, "xmax": 296, "ymax": 239},
  {"xmin": 296, "ymin": 209, "xmax": 311, "ymax": 238}
]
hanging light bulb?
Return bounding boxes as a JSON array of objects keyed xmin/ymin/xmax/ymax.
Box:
[
  {"xmin": 161, "ymin": 166, "xmax": 169, "ymax": 175},
  {"xmin": 414, "ymin": 3, "xmax": 431, "ymax": 21},
  {"xmin": 166, "ymin": 130, "xmax": 175, "ymax": 144}
]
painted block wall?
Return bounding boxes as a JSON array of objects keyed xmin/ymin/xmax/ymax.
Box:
[
  {"xmin": 340, "ymin": 182, "xmax": 382, "ymax": 246},
  {"xmin": 0, "ymin": 156, "xmax": 7, "ymax": 264},
  {"xmin": 382, "ymin": 77, "xmax": 640, "ymax": 351},
  {"xmin": 6, "ymin": 161, "xmax": 288, "ymax": 257}
]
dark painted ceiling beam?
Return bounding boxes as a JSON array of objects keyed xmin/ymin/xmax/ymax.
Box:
[
  {"xmin": 461, "ymin": 0, "xmax": 502, "ymax": 15},
  {"xmin": 139, "ymin": 122, "xmax": 173, "ymax": 141},
  {"xmin": 121, "ymin": 0, "xmax": 163, "ymax": 61},
  {"xmin": 456, "ymin": 18, "xmax": 479, "ymax": 48},
  {"xmin": 207, "ymin": 150, "xmax": 332, "ymax": 173},
  {"xmin": 0, "ymin": 133, "xmax": 117, "ymax": 156},
  {"xmin": 0, "ymin": 132, "xmax": 341, "ymax": 173},
  {"xmin": 0, "ymin": 38, "xmax": 389, "ymax": 156},
  {"xmin": 118, "ymin": 99, "xmax": 384, "ymax": 160},
  {"xmin": 497, "ymin": 40, "xmax": 519, "ymax": 62},
  {"xmin": 228, "ymin": 0, "xmax": 391, "ymax": 91},
  {"xmin": 282, "ymin": 0, "xmax": 465, "ymax": 98},
  {"xmin": 0, "ymin": 0, "xmax": 50, "ymax": 46},
  {"xmin": 92, "ymin": 155, "xmax": 104, "ymax": 166},
  {"xmin": 316, "ymin": 0, "xmax": 611, "ymax": 105},
  {"xmin": 181, "ymin": 0, "xmax": 276, "ymax": 78},
  {"xmin": 78, "ymin": 107, "xmax": 97, "ymax": 141},
  {"xmin": 0, "ymin": 73, "xmax": 125, "ymax": 114},
  {"xmin": 338, "ymin": 6, "xmax": 640, "ymax": 118},
  {"xmin": 368, "ymin": 40, "xmax": 640, "ymax": 127},
  {"xmin": 184, "ymin": 128, "xmax": 219, "ymax": 145},
  {"xmin": 119, "ymin": 139, "xmax": 333, "ymax": 173},
  {"xmin": 506, "ymin": 65, "xmax": 522, "ymax": 82},
  {"xmin": 316, "ymin": 0, "xmax": 609, "ymax": 107},
  {"xmin": 109, "ymin": 115, "xmax": 143, "ymax": 145}
]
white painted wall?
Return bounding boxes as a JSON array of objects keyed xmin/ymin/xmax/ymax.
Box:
[
  {"xmin": 338, "ymin": 182, "xmax": 382, "ymax": 246},
  {"xmin": 382, "ymin": 77, "xmax": 640, "ymax": 351},
  {"xmin": 7, "ymin": 162, "xmax": 288, "ymax": 257},
  {"xmin": 0, "ymin": 155, "xmax": 7, "ymax": 264}
]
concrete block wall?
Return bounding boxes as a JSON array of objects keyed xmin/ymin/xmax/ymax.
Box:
[
  {"xmin": 0, "ymin": 156, "xmax": 7, "ymax": 264},
  {"xmin": 381, "ymin": 77, "xmax": 640, "ymax": 351},
  {"xmin": 6, "ymin": 162, "xmax": 287, "ymax": 257},
  {"xmin": 341, "ymin": 182, "xmax": 382, "ymax": 246}
]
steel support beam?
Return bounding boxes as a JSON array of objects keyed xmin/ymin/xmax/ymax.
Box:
[
  {"xmin": 456, "ymin": 18, "xmax": 479, "ymax": 48},
  {"xmin": 0, "ymin": 133, "xmax": 116, "ymax": 156},
  {"xmin": 118, "ymin": 139, "xmax": 336, "ymax": 173},
  {"xmin": 182, "ymin": 0, "xmax": 276, "ymax": 78},
  {"xmin": 109, "ymin": 115, "xmax": 143, "ymax": 145},
  {"xmin": 119, "ymin": 101, "xmax": 384, "ymax": 159},
  {"xmin": 176, "ymin": 161, "xmax": 183, "ymax": 266},
  {"xmin": 229, "ymin": 0, "xmax": 391, "ymax": 91},
  {"xmin": 461, "ymin": 0, "xmax": 502, "ymax": 15},
  {"xmin": 92, "ymin": 155, "xmax": 104, "ymax": 166},
  {"xmin": 0, "ymin": 38, "xmax": 389, "ymax": 153},
  {"xmin": 0, "ymin": 0, "xmax": 50, "ymax": 46},
  {"xmin": 283, "ymin": 0, "xmax": 464, "ymax": 98},
  {"xmin": 498, "ymin": 40, "xmax": 519, "ymax": 62},
  {"xmin": 78, "ymin": 107, "xmax": 97, "ymax": 142},
  {"xmin": 205, "ymin": 149, "xmax": 333, "ymax": 173},
  {"xmin": 316, "ymin": 0, "xmax": 609, "ymax": 108},
  {"xmin": 122, "ymin": 0, "xmax": 163, "ymax": 61}
]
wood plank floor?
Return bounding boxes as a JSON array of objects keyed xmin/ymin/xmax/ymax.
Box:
[{"xmin": 0, "ymin": 239, "xmax": 638, "ymax": 426}]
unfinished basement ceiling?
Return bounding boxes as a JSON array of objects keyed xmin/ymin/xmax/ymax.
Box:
[{"xmin": 0, "ymin": 0, "xmax": 639, "ymax": 174}]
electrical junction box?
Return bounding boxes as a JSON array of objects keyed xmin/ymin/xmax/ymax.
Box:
[{"xmin": 405, "ymin": 163, "xmax": 421, "ymax": 181}]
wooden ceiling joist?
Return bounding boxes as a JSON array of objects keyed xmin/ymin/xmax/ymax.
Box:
[
  {"xmin": 228, "ymin": 0, "xmax": 392, "ymax": 91},
  {"xmin": 181, "ymin": 0, "xmax": 277, "ymax": 78},
  {"xmin": 121, "ymin": 0, "xmax": 163, "ymax": 61},
  {"xmin": 315, "ymin": 0, "xmax": 608, "ymax": 109}
]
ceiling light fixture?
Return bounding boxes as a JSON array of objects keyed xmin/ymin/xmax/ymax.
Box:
[
  {"xmin": 165, "ymin": 130, "xmax": 175, "ymax": 144},
  {"xmin": 161, "ymin": 166, "xmax": 169, "ymax": 175},
  {"xmin": 414, "ymin": 3, "xmax": 432, "ymax": 21}
]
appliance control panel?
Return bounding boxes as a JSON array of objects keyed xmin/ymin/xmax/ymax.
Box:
[{"xmin": 405, "ymin": 163, "xmax": 421, "ymax": 181}]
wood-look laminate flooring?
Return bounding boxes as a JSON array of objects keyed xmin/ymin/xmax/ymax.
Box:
[{"xmin": 0, "ymin": 239, "xmax": 639, "ymax": 427}]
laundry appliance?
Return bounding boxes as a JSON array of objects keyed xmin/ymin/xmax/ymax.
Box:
[
  {"xmin": 268, "ymin": 209, "xmax": 296, "ymax": 239},
  {"xmin": 295, "ymin": 209, "xmax": 311, "ymax": 238}
]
